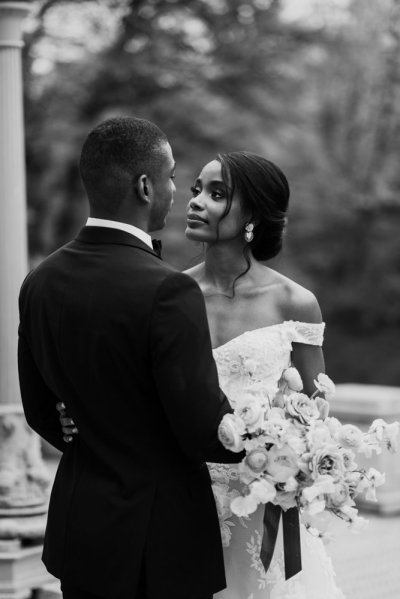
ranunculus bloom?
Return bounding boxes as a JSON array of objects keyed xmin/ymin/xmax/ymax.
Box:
[
  {"xmin": 285, "ymin": 393, "xmax": 320, "ymax": 425},
  {"xmin": 282, "ymin": 367, "xmax": 303, "ymax": 392},
  {"xmin": 230, "ymin": 492, "xmax": 259, "ymax": 517},
  {"xmin": 313, "ymin": 373, "xmax": 336, "ymax": 400},
  {"xmin": 235, "ymin": 394, "xmax": 265, "ymax": 432},
  {"xmin": 218, "ymin": 414, "xmax": 245, "ymax": 452},
  {"xmin": 336, "ymin": 424, "xmax": 364, "ymax": 450},
  {"xmin": 266, "ymin": 444, "xmax": 300, "ymax": 483},
  {"xmin": 245, "ymin": 448, "xmax": 269, "ymax": 474},
  {"xmin": 311, "ymin": 446, "xmax": 345, "ymax": 480},
  {"xmin": 307, "ymin": 421, "xmax": 333, "ymax": 449}
]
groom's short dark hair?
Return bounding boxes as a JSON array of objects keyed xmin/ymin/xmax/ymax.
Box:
[{"xmin": 79, "ymin": 116, "xmax": 169, "ymax": 214}]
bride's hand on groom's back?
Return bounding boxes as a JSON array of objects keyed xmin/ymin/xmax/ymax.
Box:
[{"xmin": 56, "ymin": 402, "xmax": 78, "ymax": 443}]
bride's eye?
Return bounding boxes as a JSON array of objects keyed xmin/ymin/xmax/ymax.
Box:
[
  {"xmin": 190, "ymin": 186, "xmax": 201, "ymax": 197},
  {"xmin": 211, "ymin": 189, "xmax": 225, "ymax": 200}
]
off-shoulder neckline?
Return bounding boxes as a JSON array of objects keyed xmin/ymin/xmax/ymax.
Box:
[{"xmin": 212, "ymin": 320, "xmax": 325, "ymax": 352}]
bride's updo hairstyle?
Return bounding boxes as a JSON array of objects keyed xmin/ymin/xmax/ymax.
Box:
[{"xmin": 216, "ymin": 151, "xmax": 290, "ymax": 261}]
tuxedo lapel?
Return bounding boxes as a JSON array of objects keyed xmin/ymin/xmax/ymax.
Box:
[{"xmin": 75, "ymin": 226, "xmax": 162, "ymax": 260}]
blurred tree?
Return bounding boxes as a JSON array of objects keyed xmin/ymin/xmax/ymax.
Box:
[{"xmin": 21, "ymin": 0, "xmax": 400, "ymax": 384}]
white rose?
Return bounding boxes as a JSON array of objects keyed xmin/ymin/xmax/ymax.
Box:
[
  {"xmin": 230, "ymin": 493, "xmax": 259, "ymax": 517},
  {"xmin": 313, "ymin": 373, "xmax": 336, "ymax": 400},
  {"xmin": 235, "ymin": 394, "xmax": 266, "ymax": 433},
  {"xmin": 218, "ymin": 414, "xmax": 245, "ymax": 452},
  {"xmin": 282, "ymin": 367, "xmax": 304, "ymax": 392},
  {"xmin": 285, "ymin": 393, "xmax": 320, "ymax": 425},
  {"xmin": 311, "ymin": 445, "xmax": 345, "ymax": 480}
]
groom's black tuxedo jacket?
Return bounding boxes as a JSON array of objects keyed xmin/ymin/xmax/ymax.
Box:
[{"xmin": 18, "ymin": 226, "xmax": 238, "ymax": 599}]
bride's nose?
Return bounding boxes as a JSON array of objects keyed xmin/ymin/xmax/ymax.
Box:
[{"xmin": 188, "ymin": 196, "xmax": 203, "ymax": 210}]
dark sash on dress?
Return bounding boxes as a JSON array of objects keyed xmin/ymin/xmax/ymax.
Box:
[{"xmin": 260, "ymin": 504, "xmax": 302, "ymax": 580}]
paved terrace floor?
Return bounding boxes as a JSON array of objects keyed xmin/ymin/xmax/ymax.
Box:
[{"xmin": 328, "ymin": 512, "xmax": 400, "ymax": 599}]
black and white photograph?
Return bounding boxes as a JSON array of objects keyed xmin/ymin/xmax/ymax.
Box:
[{"xmin": 0, "ymin": 1, "xmax": 399, "ymax": 598}]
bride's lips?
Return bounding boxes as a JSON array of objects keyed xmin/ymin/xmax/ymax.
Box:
[{"xmin": 186, "ymin": 213, "xmax": 208, "ymax": 225}]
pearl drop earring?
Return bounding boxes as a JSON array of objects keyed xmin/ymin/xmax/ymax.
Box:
[{"xmin": 244, "ymin": 222, "xmax": 254, "ymax": 243}]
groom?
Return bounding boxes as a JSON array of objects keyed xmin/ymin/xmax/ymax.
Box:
[{"xmin": 18, "ymin": 117, "xmax": 241, "ymax": 599}]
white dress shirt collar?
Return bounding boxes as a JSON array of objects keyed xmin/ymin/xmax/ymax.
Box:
[{"xmin": 86, "ymin": 217, "xmax": 153, "ymax": 249}]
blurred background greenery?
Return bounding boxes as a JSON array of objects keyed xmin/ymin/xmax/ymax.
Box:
[{"xmin": 22, "ymin": 0, "xmax": 400, "ymax": 385}]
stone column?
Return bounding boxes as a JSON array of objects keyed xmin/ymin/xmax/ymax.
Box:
[
  {"xmin": 0, "ymin": 3, "xmax": 56, "ymax": 595},
  {"xmin": 0, "ymin": 6, "xmax": 56, "ymax": 598}
]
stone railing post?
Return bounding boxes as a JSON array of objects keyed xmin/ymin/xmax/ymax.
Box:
[{"xmin": 0, "ymin": 2, "xmax": 56, "ymax": 596}]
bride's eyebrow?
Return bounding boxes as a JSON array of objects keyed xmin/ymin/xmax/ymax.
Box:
[{"xmin": 199, "ymin": 178, "xmax": 225, "ymax": 186}]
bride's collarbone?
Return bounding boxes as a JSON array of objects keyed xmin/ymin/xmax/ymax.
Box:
[{"xmin": 207, "ymin": 299, "xmax": 285, "ymax": 350}]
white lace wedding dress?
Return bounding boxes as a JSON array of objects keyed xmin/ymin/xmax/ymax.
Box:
[{"xmin": 208, "ymin": 320, "xmax": 345, "ymax": 599}]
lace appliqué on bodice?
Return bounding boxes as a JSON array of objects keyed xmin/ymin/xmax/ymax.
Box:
[
  {"xmin": 212, "ymin": 320, "xmax": 325, "ymax": 409},
  {"xmin": 208, "ymin": 321, "xmax": 344, "ymax": 599}
]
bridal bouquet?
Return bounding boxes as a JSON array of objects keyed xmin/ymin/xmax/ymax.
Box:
[{"xmin": 218, "ymin": 368, "xmax": 399, "ymax": 538}]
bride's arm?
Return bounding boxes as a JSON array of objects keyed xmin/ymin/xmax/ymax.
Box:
[
  {"xmin": 291, "ymin": 344, "xmax": 325, "ymax": 396},
  {"xmin": 288, "ymin": 289, "xmax": 326, "ymax": 396}
]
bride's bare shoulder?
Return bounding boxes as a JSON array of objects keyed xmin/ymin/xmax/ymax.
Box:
[{"xmin": 268, "ymin": 268, "xmax": 322, "ymax": 324}]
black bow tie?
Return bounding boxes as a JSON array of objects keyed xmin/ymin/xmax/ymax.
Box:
[{"xmin": 151, "ymin": 239, "xmax": 162, "ymax": 257}]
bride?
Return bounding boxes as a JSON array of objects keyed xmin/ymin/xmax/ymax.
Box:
[
  {"xmin": 184, "ymin": 151, "xmax": 345, "ymax": 599},
  {"xmin": 59, "ymin": 149, "xmax": 345, "ymax": 598}
]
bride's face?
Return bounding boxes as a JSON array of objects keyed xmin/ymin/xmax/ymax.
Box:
[{"xmin": 185, "ymin": 160, "xmax": 248, "ymax": 243}]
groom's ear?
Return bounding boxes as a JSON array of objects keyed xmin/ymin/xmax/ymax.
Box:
[{"xmin": 136, "ymin": 174, "xmax": 153, "ymax": 204}]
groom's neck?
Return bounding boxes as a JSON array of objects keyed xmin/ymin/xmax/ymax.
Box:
[{"xmin": 89, "ymin": 209, "xmax": 150, "ymax": 233}]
